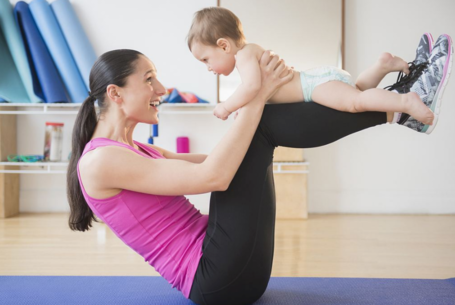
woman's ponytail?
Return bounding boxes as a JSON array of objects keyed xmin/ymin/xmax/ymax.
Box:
[{"xmin": 67, "ymin": 95, "xmax": 98, "ymax": 231}]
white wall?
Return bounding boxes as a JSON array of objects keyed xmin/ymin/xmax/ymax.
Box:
[
  {"xmin": 219, "ymin": 0, "xmax": 341, "ymax": 101},
  {"xmin": 306, "ymin": 0, "xmax": 455, "ymax": 214}
]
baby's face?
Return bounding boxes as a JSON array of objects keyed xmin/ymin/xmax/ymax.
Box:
[{"xmin": 191, "ymin": 42, "xmax": 236, "ymax": 76}]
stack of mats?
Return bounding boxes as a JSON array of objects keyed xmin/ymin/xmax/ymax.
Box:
[{"xmin": 0, "ymin": 0, "xmax": 96, "ymax": 103}]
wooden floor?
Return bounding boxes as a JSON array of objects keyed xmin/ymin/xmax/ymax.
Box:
[{"xmin": 1, "ymin": 213, "xmax": 454, "ymax": 279}]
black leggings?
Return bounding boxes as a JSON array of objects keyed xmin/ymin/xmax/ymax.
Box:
[{"xmin": 189, "ymin": 102, "xmax": 386, "ymax": 305}]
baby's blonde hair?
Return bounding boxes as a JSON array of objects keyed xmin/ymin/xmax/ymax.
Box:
[{"xmin": 187, "ymin": 7, "xmax": 246, "ymax": 50}]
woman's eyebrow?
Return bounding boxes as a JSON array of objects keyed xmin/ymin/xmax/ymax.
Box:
[{"xmin": 144, "ymin": 69, "xmax": 157, "ymax": 77}]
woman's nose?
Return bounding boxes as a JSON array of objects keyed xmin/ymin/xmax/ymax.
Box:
[{"xmin": 154, "ymin": 80, "xmax": 166, "ymax": 96}]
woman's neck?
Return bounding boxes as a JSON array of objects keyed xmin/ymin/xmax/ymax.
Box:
[{"xmin": 91, "ymin": 109, "xmax": 137, "ymax": 147}]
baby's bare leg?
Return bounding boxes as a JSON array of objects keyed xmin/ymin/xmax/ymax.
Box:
[
  {"xmin": 356, "ymin": 53, "xmax": 410, "ymax": 91},
  {"xmin": 312, "ymin": 81, "xmax": 434, "ymax": 125}
]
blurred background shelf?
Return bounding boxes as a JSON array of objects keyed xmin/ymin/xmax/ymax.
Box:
[
  {"xmin": 0, "ymin": 161, "xmax": 68, "ymax": 174},
  {"xmin": 0, "ymin": 102, "xmax": 215, "ymax": 115},
  {"xmin": 0, "ymin": 161, "xmax": 308, "ymax": 175},
  {"xmin": 158, "ymin": 103, "xmax": 215, "ymax": 114},
  {"xmin": 0, "ymin": 103, "xmax": 82, "ymax": 115}
]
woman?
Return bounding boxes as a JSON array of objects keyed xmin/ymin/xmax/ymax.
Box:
[{"xmin": 68, "ymin": 49, "xmax": 392, "ymax": 305}]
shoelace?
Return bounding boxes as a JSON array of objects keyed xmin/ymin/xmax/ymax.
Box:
[
  {"xmin": 384, "ymin": 61, "xmax": 429, "ymax": 125},
  {"xmin": 384, "ymin": 61, "xmax": 429, "ymax": 92}
]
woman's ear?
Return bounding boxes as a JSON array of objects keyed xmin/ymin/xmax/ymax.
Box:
[
  {"xmin": 106, "ymin": 84, "xmax": 122, "ymax": 104},
  {"xmin": 216, "ymin": 38, "xmax": 231, "ymax": 53}
]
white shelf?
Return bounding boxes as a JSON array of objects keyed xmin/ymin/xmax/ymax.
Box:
[
  {"xmin": 0, "ymin": 103, "xmax": 82, "ymax": 115},
  {"xmin": 159, "ymin": 103, "xmax": 215, "ymax": 114},
  {"xmin": 0, "ymin": 160, "xmax": 309, "ymax": 175},
  {"xmin": 0, "ymin": 103, "xmax": 216, "ymax": 115},
  {"xmin": 0, "ymin": 161, "xmax": 68, "ymax": 174}
]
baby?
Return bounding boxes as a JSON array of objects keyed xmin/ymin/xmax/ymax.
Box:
[{"xmin": 187, "ymin": 7, "xmax": 453, "ymax": 134}]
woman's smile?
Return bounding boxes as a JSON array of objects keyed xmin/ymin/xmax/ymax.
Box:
[{"xmin": 149, "ymin": 100, "xmax": 161, "ymax": 111}]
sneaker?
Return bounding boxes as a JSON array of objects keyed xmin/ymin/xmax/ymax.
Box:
[
  {"xmin": 415, "ymin": 33, "xmax": 434, "ymax": 65},
  {"xmin": 402, "ymin": 34, "xmax": 453, "ymax": 134},
  {"xmin": 385, "ymin": 34, "xmax": 453, "ymax": 134},
  {"xmin": 385, "ymin": 33, "xmax": 433, "ymax": 125}
]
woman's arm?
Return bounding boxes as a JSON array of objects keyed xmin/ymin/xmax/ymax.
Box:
[
  {"xmin": 148, "ymin": 144, "xmax": 207, "ymax": 163},
  {"xmin": 82, "ymin": 52, "xmax": 293, "ymax": 197}
]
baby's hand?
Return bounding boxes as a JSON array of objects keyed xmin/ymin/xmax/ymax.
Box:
[{"xmin": 214, "ymin": 103, "xmax": 232, "ymax": 120}]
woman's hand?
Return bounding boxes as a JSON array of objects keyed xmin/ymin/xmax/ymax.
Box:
[{"xmin": 258, "ymin": 50, "xmax": 294, "ymax": 101}]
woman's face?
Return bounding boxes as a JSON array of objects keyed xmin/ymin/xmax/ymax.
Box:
[
  {"xmin": 191, "ymin": 42, "xmax": 236, "ymax": 76},
  {"xmin": 120, "ymin": 55, "xmax": 166, "ymax": 124}
]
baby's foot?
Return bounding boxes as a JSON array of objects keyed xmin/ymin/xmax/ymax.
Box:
[
  {"xmin": 404, "ymin": 92, "xmax": 434, "ymax": 125},
  {"xmin": 378, "ymin": 52, "xmax": 410, "ymax": 75}
]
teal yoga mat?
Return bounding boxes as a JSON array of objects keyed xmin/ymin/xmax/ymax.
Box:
[
  {"xmin": 29, "ymin": 0, "xmax": 87, "ymax": 103},
  {"xmin": 0, "ymin": 0, "xmax": 40, "ymax": 103},
  {"xmin": 51, "ymin": 0, "xmax": 96, "ymax": 90},
  {"xmin": 0, "ymin": 22, "xmax": 29, "ymax": 103}
]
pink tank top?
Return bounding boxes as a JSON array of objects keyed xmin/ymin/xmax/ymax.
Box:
[{"xmin": 76, "ymin": 138, "xmax": 208, "ymax": 298}]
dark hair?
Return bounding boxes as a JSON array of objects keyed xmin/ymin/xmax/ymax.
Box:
[
  {"xmin": 187, "ymin": 7, "xmax": 246, "ymax": 50},
  {"xmin": 67, "ymin": 49, "xmax": 143, "ymax": 231}
]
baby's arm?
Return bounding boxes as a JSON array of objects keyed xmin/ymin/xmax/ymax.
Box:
[{"xmin": 216, "ymin": 47, "xmax": 261, "ymax": 118}]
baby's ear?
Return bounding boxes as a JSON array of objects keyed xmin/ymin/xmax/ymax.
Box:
[{"xmin": 216, "ymin": 38, "xmax": 231, "ymax": 52}]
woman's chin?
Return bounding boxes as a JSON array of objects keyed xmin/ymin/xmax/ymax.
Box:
[{"xmin": 144, "ymin": 117, "xmax": 159, "ymax": 125}]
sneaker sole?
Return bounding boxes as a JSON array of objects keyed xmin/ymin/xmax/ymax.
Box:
[{"xmin": 423, "ymin": 34, "xmax": 453, "ymax": 134}]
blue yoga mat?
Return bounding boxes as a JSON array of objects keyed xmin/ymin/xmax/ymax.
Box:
[
  {"xmin": 29, "ymin": 0, "xmax": 87, "ymax": 103},
  {"xmin": 0, "ymin": 276, "xmax": 454, "ymax": 305},
  {"xmin": 14, "ymin": 1, "xmax": 68, "ymax": 104},
  {"xmin": 51, "ymin": 0, "xmax": 96, "ymax": 90},
  {"xmin": 0, "ymin": 0, "xmax": 40, "ymax": 103}
]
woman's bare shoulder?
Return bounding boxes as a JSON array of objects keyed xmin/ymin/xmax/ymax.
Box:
[
  {"xmin": 79, "ymin": 144, "xmax": 142, "ymax": 177},
  {"xmin": 78, "ymin": 145, "xmax": 129, "ymax": 199}
]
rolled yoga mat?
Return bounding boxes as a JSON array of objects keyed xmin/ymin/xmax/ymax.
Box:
[
  {"xmin": 51, "ymin": 0, "xmax": 96, "ymax": 90},
  {"xmin": 29, "ymin": 0, "xmax": 87, "ymax": 103},
  {"xmin": 0, "ymin": 22, "xmax": 29, "ymax": 103},
  {"xmin": 14, "ymin": 1, "xmax": 68, "ymax": 104},
  {"xmin": 0, "ymin": 0, "xmax": 40, "ymax": 103},
  {"xmin": 0, "ymin": 276, "xmax": 454, "ymax": 305}
]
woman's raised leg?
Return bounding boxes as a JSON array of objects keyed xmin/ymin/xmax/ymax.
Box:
[
  {"xmin": 189, "ymin": 102, "xmax": 387, "ymax": 305},
  {"xmin": 260, "ymin": 102, "xmax": 386, "ymax": 149}
]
